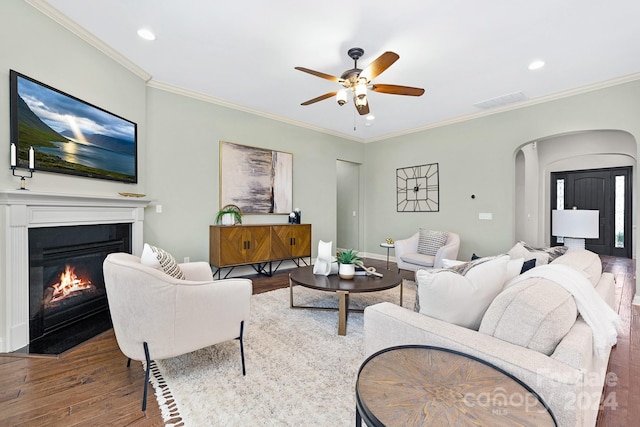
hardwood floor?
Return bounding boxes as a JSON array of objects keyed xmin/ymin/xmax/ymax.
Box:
[{"xmin": 1, "ymin": 257, "xmax": 637, "ymax": 426}]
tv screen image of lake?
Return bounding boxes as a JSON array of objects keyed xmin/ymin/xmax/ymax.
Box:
[
  {"xmin": 37, "ymin": 139, "xmax": 134, "ymax": 177},
  {"xmin": 13, "ymin": 71, "xmax": 137, "ymax": 182}
]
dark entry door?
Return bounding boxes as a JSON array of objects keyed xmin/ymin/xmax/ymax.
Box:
[{"xmin": 551, "ymin": 167, "xmax": 632, "ymax": 257}]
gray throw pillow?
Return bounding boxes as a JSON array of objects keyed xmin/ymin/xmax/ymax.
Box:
[{"xmin": 417, "ymin": 229, "xmax": 448, "ymax": 256}]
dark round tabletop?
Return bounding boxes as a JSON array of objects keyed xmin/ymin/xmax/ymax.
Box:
[{"xmin": 289, "ymin": 265, "xmax": 402, "ymax": 293}]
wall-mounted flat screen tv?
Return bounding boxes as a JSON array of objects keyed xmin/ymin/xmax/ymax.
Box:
[{"xmin": 9, "ymin": 70, "xmax": 137, "ymax": 183}]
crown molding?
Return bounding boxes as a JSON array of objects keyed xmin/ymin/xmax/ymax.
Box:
[
  {"xmin": 364, "ymin": 72, "xmax": 640, "ymax": 143},
  {"xmin": 25, "ymin": 0, "xmax": 152, "ymax": 82},
  {"xmin": 146, "ymin": 80, "xmax": 365, "ymax": 143}
]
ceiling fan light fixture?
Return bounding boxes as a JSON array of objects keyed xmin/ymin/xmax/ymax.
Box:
[
  {"xmin": 355, "ymin": 83, "xmax": 367, "ymax": 99},
  {"xmin": 336, "ymin": 89, "xmax": 348, "ymax": 106},
  {"xmin": 355, "ymin": 95, "xmax": 367, "ymax": 107}
]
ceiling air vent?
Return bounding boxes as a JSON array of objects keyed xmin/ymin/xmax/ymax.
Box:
[{"xmin": 473, "ymin": 91, "xmax": 527, "ymax": 109}]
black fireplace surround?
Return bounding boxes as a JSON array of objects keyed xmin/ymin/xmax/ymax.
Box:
[{"xmin": 27, "ymin": 223, "xmax": 131, "ymax": 354}]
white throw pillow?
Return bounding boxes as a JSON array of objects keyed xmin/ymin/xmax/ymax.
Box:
[
  {"xmin": 505, "ymin": 258, "xmax": 525, "ymax": 283},
  {"xmin": 141, "ymin": 243, "xmax": 186, "ymax": 280},
  {"xmin": 415, "ymin": 255, "xmax": 510, "ymax": 330},
  {"xmin": 508, "ymin": 242, "xmax": 549, "ymax": 265},
  {"xmin": 441, "ymin": 259, "xmax": 465, "ymax": 268}
]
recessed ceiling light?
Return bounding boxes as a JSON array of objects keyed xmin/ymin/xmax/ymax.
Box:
[
  {"xmin": 528, "ymin": 60, "xmax": 545, "ymax": 70},
  {"xmin": 366, "ymin": 115, "xmax": 375, "ymax": 121},
  {"xmin": 137, "ymin": 28, "xmax": 156, "ymax": 41}
]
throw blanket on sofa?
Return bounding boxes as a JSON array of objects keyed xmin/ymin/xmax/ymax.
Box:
[{"xmin": 507, "ymin": 264, "xmax": 621, "ymax": 358}]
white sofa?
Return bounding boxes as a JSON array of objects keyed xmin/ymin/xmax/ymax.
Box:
[
  {"xmin": 394, "ymin": 231, "xmax": 460, "ymax": 271},
  {"xmin": 364, "ymin": 249, "xmax": 616, "ymax": 427}
]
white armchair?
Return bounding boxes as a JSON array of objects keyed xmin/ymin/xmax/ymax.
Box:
[
  {"xmin": 103, "ymin": 252, "xmax": 252, "ymax": 411},
  {"xmin": 395, "ymin": 231, "xmax": 460, "ymax": 272}
]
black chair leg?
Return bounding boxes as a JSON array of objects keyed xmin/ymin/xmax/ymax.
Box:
[
  {"xmin": 142, "ymin": 341, "xmax": 151, "ymax": 412},
  {"xmin": 236, "ymin": 320, "xmax": 246, "ymax": 376}
]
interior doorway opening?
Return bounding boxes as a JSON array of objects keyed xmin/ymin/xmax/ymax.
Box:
[{"xmin": 336, "ymin": 160, "xmax": 361, "ymax": 252}]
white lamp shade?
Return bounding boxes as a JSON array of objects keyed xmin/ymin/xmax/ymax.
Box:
[
  {"xmin": 336, "ymin": 90, "xmax": 348, "ymax": 104},
  {"xmin": 552, "ymin": 210, "xmax": 599, "ymax": 238}
]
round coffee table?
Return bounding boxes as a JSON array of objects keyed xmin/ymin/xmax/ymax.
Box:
[
  {"xmin": 356, "ymin": 345, "xmax": 557, "ymax": 426},
  {"xmin": 289, "ymin": 265, "xmax": 403, "ymax": 335}
]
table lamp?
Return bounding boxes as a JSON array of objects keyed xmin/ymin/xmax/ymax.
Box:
[{"xmin": 552, "ymin": 209, "xmax": 599, "ymax": 249}]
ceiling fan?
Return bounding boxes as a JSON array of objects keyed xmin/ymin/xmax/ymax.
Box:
[{"xmin": 295, "ymin": 47, "xmax": 425, "ymax": 116}]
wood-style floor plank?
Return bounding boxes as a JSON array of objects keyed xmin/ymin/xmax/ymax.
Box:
[{"xmin": 0, "ymin": 256, "xmax": 635, "ymax": 426}]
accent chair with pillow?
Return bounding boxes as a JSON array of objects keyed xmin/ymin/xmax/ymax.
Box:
[
  {"xmin": 394, "ymin": 229, "xmax": 460, "ymax": 271},
  {"xmin": 103, "ymin": 248, "xmax": 252, "ymax": 412}
]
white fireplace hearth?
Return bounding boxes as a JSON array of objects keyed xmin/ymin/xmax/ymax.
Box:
[{"xmin": 0, "ymin": 190, "xmax": 151, "ymax": 353}]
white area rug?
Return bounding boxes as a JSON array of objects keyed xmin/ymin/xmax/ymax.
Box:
[{"xmin": 148, "ymin": 280, "xmax": 415, "ymax": 426}]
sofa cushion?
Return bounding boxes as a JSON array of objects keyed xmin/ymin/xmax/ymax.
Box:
[
  {"xmin": 417, "ymin": 229, "xmax": 448, "ymax": 256},
  {"xmin": 551, "ymin": 249, "xmax": 602, "ymax": 287},
  {"xmin": 415, "ymin": 255, "xmax": 510, "ymax": 330},
  {"xmin": 141, "ymin": 243, "xmax": 186, "ymax": 280},
  {"xmin": 479, "ymin": 278, "xmax": 578, "ymax": 355},
  {"xmin": 401, "ymin": 252, "xmax": 435, "ymax": 267}
]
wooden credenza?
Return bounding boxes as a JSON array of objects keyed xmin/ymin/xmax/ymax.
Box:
[{"xmin": 209, "ymin": 224, "xmax": 311, "ymax": 276}]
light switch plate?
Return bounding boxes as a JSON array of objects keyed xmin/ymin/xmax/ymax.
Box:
[{"xmin": 479, "ymin": 212, "xmax": 493, "ymax": 220}]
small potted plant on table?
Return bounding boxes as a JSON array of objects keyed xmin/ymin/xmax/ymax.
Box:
[
  {"xmin": 336, "ymin": 249, "xmax": 361, "ymax": 279},
  {"xmin": 215, "ymin": 204, "xmax": 243, "ymax": 226}
]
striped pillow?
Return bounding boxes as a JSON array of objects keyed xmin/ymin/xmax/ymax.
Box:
[
  {"xmin": 141, "ymin": 243, "xmax": 186, "ymax": 280},
  {"xmin": 417, "ymin": 229, "xmax": 448, "ymax": 256}
]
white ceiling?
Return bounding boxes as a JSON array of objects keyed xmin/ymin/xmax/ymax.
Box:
[{"xmin": 35, "ymin": 0, "xmax": 640, "ymax": 141}]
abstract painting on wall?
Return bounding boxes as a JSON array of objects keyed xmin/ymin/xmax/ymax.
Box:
[{"xmin": 220, "ymin": 141, "xmax": 293, "ymax": 214}]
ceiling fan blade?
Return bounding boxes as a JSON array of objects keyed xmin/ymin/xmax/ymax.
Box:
[
  {"xmin": 301, "ymin": 91, "xmax": 338, "ymax": 106},
  {"xmin": 354, "ymin": 98, "xmax": 370, "ymax": 115},
  {"xmin": 295, "ymin": 67, "xmax": 340, "ymax": 82},
  {"xmin": 371, "ymin": 84, "xmax": 425, "ymax": 96},
  {"xmin": 359, "ymin": 51, "xmax": 399, "ymax": 82}
]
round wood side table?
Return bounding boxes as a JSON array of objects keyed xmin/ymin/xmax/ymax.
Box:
[{"xmin": 356, "ymin": 345, "xmax": 557, "ymax": 426}]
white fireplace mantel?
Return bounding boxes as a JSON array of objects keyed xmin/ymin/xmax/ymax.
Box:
[{"xmin": 0, "ymin": 190, "xmax": 151, "ymax": 353}]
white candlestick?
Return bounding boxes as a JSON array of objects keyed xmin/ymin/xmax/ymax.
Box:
[
  {"xmin": 29, "ymin": 147, "xmax": 35, "ymax": 170},
  {"xmin": 10, "ymin": 143, "xmax": 16, "ymax": 167}
]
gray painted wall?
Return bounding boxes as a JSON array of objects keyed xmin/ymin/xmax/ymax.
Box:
[
  {"xmin": 143, "ymin": 88, "xmax": 365, "ymax": 262},
  {"xmin": 362, "ymin": 82, "xmax": 640, "ymax": 262}
]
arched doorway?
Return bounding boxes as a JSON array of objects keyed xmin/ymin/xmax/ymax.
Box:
[{"xmin": 514, "ymin": 130, "xmax": 637, "ymax": 257}]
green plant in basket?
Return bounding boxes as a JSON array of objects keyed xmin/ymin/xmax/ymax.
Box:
[{"xmin": 336, "ymin": 249, "xmax": 361, "ymax": 265}]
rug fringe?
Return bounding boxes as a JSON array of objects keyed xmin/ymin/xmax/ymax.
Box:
[{"xmin": 144, "ymin": 360, "xmax": 185, "ymax": 426}]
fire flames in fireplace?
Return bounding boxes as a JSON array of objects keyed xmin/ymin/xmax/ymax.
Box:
[{"xmin": 45, "ymin": 265, "xmax": 94, "ymax": 305}]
